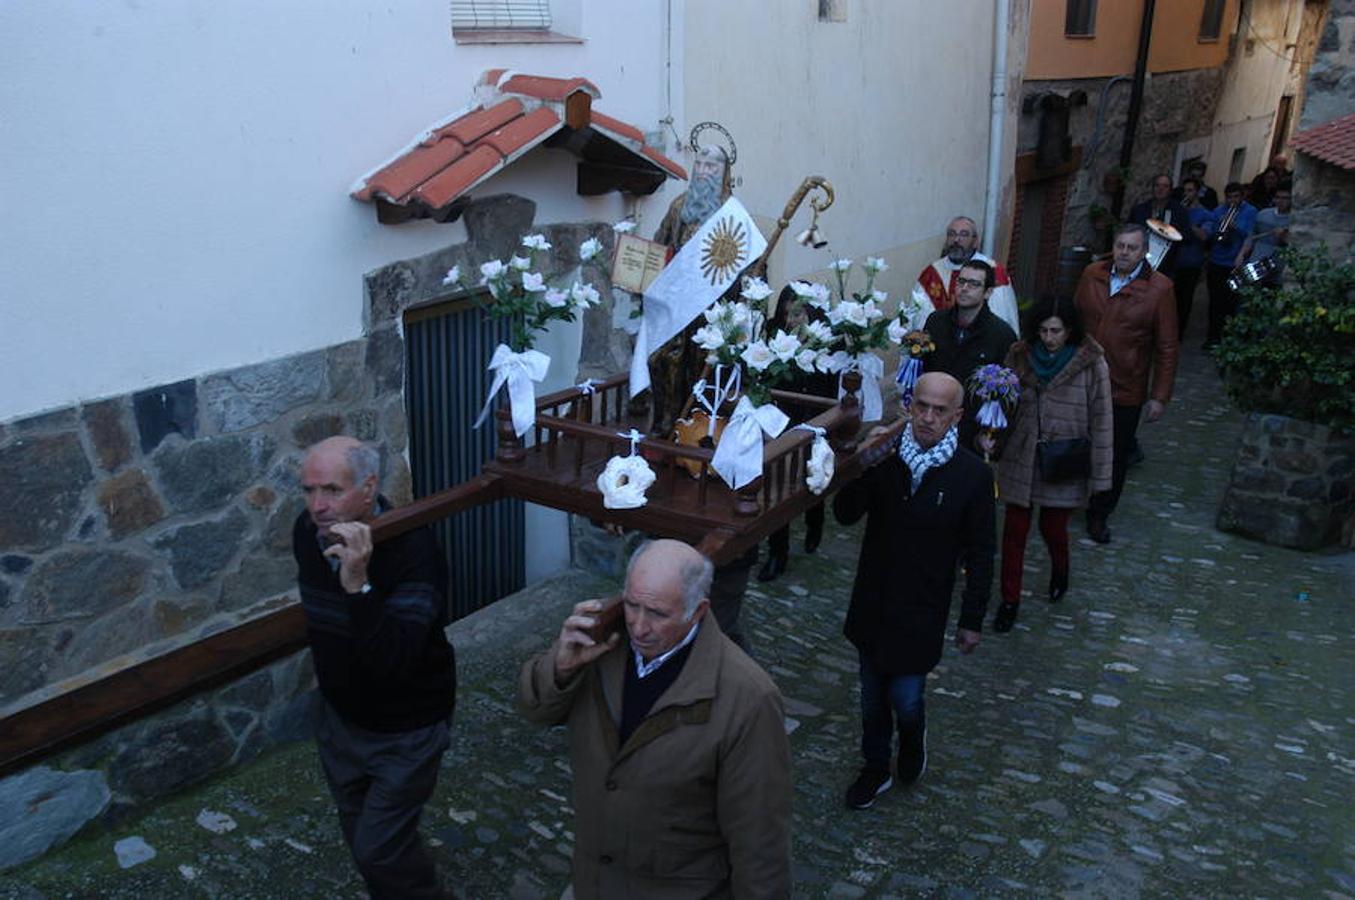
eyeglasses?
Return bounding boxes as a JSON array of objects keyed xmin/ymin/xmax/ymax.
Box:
[{"xmin": 956, "ymin": 276, "xmax": 985, "ymax": 288}]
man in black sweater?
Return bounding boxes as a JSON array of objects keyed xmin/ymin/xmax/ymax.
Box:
[
  {"xmin": 922, "ymin": 259, "xmax": 1018, "ymax": 451},
  {"xmin": 293, "ymin": 436, "xmax": 455, "ymax": 899},
  {"xmin": 834, "ymin": 373, "xmax": 995, "ymax": 810}
]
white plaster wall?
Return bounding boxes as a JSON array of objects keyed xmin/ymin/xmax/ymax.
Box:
[
  {"xmin": 1207, "ymin": 0, "xmax": 1304, "ymax": 184},
  {"xmin": 680, "ymin": 0, "xmax": 1003, "ymax": 307},
  {"xmin": 0, "ymin": 0, "xmax": 677, "ymax": 423}
]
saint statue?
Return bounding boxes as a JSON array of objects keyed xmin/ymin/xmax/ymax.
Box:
[{"xmin": 646, "ymin": 132, "xmax": 741, "ymax": 437}]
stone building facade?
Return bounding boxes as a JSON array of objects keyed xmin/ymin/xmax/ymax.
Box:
[
  {"xmin": 1292, "ymin": 0, "xmax": 1355, "ymax": 261},
  {"xmin": 0, "ymin": 196, "xmax": 618, "ymax": 870}
]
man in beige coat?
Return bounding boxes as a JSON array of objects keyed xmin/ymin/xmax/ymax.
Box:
[{"xmin": 517, "ymin": 539, "xmax": 792, "ymax": 899}]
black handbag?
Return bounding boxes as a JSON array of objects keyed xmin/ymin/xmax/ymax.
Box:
[{"xmin": 1034, "ymin": 391, "xmax": 1091, "ymax": 482}]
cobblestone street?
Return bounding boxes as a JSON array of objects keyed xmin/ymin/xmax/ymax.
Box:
[{"xmin": 4, "ymin": 344, "xmax": 1353, "ymax": 899}]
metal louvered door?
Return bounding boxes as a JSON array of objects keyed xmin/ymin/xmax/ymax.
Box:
[{"xmin": 404, "ymin": 298, "xmax": 525, "ymax": 621}]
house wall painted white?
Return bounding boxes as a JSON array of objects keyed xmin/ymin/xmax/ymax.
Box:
[
  {"xmin": 0, "ymin": 0, "xmax": 677, "ymax": 423},
  {"xmin": 680, "ymin": 1, "xmax": 1010, "ymax": 307},
  {"xmin": 1207, "ymin": 0, "xmax": 1308, "ymax": 185}
]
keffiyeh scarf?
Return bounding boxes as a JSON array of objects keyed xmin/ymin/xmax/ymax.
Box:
[{"xmin": 898, "ymin": 423, "xmax": 958, "ymax": 488}]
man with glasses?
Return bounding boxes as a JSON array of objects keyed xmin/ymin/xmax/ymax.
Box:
[
  {"xmin": 922, "ymin": 259, "xmax": 1018, "ymax": 450},
  {"xmin": 910, "ymin": 216, "xmax": 1020, "ymax": 334}
]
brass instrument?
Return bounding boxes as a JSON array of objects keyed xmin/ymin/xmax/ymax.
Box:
[
  {"xmin": 1145, "ymin": 218, "xmax": 1182, "ymax": 270},
  {"xmin": 1211, "ymin": 203, "xmax": 1240, "ymax": 246}
]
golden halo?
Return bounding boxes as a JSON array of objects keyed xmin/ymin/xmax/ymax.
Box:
[{"xmin": 700, "ymin": 216, "xmax": 748, "ymax": 285}]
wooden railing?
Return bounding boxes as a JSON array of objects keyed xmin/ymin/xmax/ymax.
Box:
[{"xmin": 0, "ymin": 371, "xmax": 870, "ymax": 778}]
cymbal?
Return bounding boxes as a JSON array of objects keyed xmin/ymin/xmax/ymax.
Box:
[{"xmin": 1146, "ymin": 218, "xmax": 1182, "ymax": 242}]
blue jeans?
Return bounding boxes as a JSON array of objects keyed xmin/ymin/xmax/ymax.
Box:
[{"xmin": 858, "ymin": 653, "xmax": 926, "ymax": 770}]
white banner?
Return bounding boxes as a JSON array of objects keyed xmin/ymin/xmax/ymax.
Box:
[{"xmin": 629, "ymin": 197, "xmax": 768, "ymax": 397}]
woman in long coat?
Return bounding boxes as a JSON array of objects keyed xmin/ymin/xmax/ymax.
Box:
[{"xmin": 992, "ymin": 296, "xmax": 1113, "ymax": 631}]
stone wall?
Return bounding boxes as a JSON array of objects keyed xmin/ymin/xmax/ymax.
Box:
[
  {"xmin": 1293, "ymin": 0, "xmax": 1355, "ymax": 263},
  {"xmin": 1018, "ymin": 68, "xmax": 1226, "ymax": 253},
  {"xmin": 0, "ymin": 337, "xmax": 407, "ymax": 703},
  {"xmin": 1216, "ymin": 413, "xmax": 1355, "ymax": 550},
  {"xmin": 0, "ymin": 193, "xmax": 627, "ymax": 869}
]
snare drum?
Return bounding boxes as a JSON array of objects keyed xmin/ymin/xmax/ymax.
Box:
[{"xmin": 1226, "ymin": 257, "xmax": 1279, "ymax": 292}]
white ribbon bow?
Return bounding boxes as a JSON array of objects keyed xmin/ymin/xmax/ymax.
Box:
[
  {"xmin": 795, "ymin": 424, "xmax": 836, "ymax": 495},
  {"xmin": 837, "ymin": 353, "xmax": 885, "ymax": 422},
  {"xmin": 473, "ymin": 343, "xmax": 551, "ymax": 438},
  {"xmin": 711, "ymin": 396, "xmax": 789, "ymax": 490},
  {"xmin": 617, "ymin": 428, "xmax": 645, "ymax": 456},
  {"xmin": 576, "ymin": 378, "xmax": 601, "ymax": 395},
  {"xmin": 691, "ymin": 365, "xmax": 742, "ymax": 437}
]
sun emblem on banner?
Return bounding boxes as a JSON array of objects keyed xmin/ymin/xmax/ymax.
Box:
[{"xmin": 700, "ymin": 216, "xmax": 749, "ymax": 285}]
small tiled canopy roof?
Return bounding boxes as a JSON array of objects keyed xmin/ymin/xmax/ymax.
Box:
[
  {"xmin": 352, "ymin": 70, "xmax": 687, "ymax": 224},
  {"xmin": 1291, "ymin": 112, "xmax": 1355, "ymax": 171}
]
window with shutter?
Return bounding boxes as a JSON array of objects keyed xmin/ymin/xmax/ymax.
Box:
[{"xmin": 450, "ymin": 0, "xmax": 552, "ymax": 31}]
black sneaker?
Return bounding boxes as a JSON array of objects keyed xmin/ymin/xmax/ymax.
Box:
[
  {"xmin": 993, "ymin": 602, "xmax": 1019, "ymax": 632},
  {"xmin": 844, "ymin": 768, "xmax": 893, "ymax": 809},
  {"xmin": 896, "ymin": 724, "xmax": 928, "ymax": 787}
]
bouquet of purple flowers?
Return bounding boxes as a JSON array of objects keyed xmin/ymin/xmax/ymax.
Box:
[{"xmin": 966, "ymin": 365, "xmax": 1020, "ymax": 459}]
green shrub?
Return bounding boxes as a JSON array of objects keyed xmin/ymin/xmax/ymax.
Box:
[{"xmin": 1217, "ymin": 246, "xmax": 1355, "ymax": 433}]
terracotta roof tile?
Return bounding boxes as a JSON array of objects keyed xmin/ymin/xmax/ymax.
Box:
[
  {"xmin": 443, "ymin": 99, "xmax": 524, "ymax": 146},
  {"xmin": 412, "ymin": 145, "xmax": 504, "ymax": 209},
  {"xmin": 355, "ymin": 136, "xmax": 466, "ymax": 202},
  {"xmin": 351, "ymin": 70, "xmax": 686, "ymax": 222},
  {"xmin": 590, "ymin": 111, "xmax": 645, "ymax": 145},
  {"xmin": 480, "ymin": 106, "xmax": 560, "ymax": 159},
  {"xmin": 500, "ymin": 74, "xmax": 599, "ymax": 101},
  {"xmin": 1292, "ymin": 112, "xmax": 1355, "ymax": 170}
]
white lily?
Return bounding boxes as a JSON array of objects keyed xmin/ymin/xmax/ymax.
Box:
[
  {"xmin": 843, "ymin": 302, "xmax": 869, "ymax": 328},
  {"xmin": 871, "ymin": 289, "xmax": 889, "ymax": 305},
  {"xmin": 887, "ymin": 318, "xmax": 908, "ymax": 344},
  {"xmin": 768, "ymin": 329, "xmax": 801, "ymax": 363},
  {"xmin": 864, "ymin": 256, "xmax": 889, "ymax": 275},
  {"xmin": 479, "ymin": 259, "xmax": 506, "ymax": 282},
  {"xmin": 441, "ymin": 265, "xmax": 461, "ymax": 286},
  {"xmin": 806, "ymin": 282, "xmax": 832, "ymax": 310},
  {"xmin": 830, "ymin": 258, "xmax": 853, "ymax": 274},
  {"xmin": 741, "ymin": 341, "xmax": 776, "ymax": 372},
  {"xmin": 694, "ymin": 325, "xmax": 726, "ymax": 351},
  {"xmin": 789, "ymin": 280, "xmax": 819, "ymax": 299},
  {"xmin": 795, "ymin": 348, "xmax": 820, "ymax": 373},
  {"xmin": 579, "ymin": 237, "xmax": 603, "ymax": 261},
  {"xmin": 521, "ymin": 234, "xmax": 552, "ymax": 251},
  {"xmin": 570, "ymin": 283, "xmax": 601, "ymax": 308},
  {"xmin": 803, "ymin": 320, "xmax": 833, "ymax": 343},
  {"xmin": 612, "ymin": 220, "xmax": 637, "ymax": 234},
  {"xmin": 509, "ymin": 255, "xmax": 532, "ymax": 271},
  {"xmin": 544, "ymin": 288, "xmax": 569, "ymax": 309},
  {"xmin": 522, "ymin": 272, "xmax": 547, "ymax": 292},
  {"xmin": 740, "ymin": 276, "xmax": 773, "ymax": 302}
]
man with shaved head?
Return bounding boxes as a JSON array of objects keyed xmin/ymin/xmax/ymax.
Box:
[
  {"xmin": 834, "ymin": 372, "xmax": 995, "ymax": 809},
  {"xmin": 518, "ymin": 539, "xmax": 792, "ymax": 897},
  {"xmin": 293, "ymin": 436, "xmax": 456, "ymax": 899}
]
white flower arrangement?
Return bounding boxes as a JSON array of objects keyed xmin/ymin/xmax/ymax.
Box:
[
  {"xmin": 805, "ymin": 431, "xmax": 836, "ymax": 494},
  {"xmin": 442, "ymin": 233, "xmax": 604, "ymax": 353},
  {"xmin": 597, "ymin": 454, "xmax": 656, "ymax": 509}
]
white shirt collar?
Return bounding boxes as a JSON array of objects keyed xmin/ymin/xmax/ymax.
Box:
[
  {"xmin": 633, "ymin": 620, "xmax": 700, "ymax": 679},
  {"xmin": 1110, "ymin": 260, "xmax": 1144, "ymax": 295}
]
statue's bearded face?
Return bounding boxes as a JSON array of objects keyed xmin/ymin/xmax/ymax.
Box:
[{"xmin": 680, "ymin": 149, "xmax": 727, "ymax": 225}]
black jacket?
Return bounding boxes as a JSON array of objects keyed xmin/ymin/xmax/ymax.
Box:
[
  {"xmin": 1128, "ymin": 199, "xmax": 1193, "ymax": 275},
  {"xmin": 294, "ymin": 511, "xmax": 456, "ymax": 732},
  {"xmin": 833, "ymin": 448, "xmax": 995, "ymax": 675},
  {"xmin": 923, "ymin": 306, "xmax": 1018, "ymax": 447}
]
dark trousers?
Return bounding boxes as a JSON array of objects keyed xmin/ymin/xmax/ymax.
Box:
[
  {"xmin": 858, "ymin": 652, "xmax": 925, "ymax": 771},
  {"xmin": 1173, "ymin": 266, "xmax": 1202, "ymax": 340},
  {"xmin": 316, "ymin": 701, "xmax": 450, "ymax": 900},
  {"xmin": 767, "ymin": 502, "xmax": 825, "ymax": 558},
  {"xmin": 1205, "ymin": 262, "xmax": 1239, "ymax": 344},
  {"xmin": 1000, "ymin": 504, "xmax": 1072, "ymax": 605},
  {"xmin": 710, "ymin": 546, "xmax": 757, "ymax": 651},
  {"xmin": 1088, "ymin": 404, "xmax": 1142, "ymax": 521}
]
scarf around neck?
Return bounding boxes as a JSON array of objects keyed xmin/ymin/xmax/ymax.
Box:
[
  {"xmin": 1030, "ymin": 343, "xmax": 1076, "ymax": 385},
  {"xmin": 898, "ymin": 423, "xmax": 958, "ymax": 488}
]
